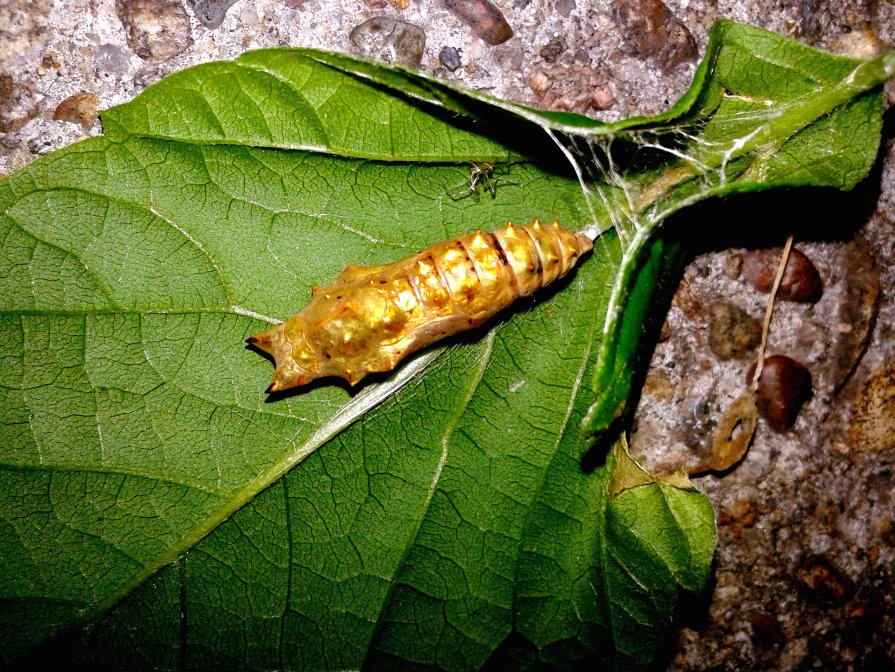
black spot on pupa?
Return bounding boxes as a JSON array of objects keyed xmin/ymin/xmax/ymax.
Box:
[{"xmin": 486, "ymin": 232, "xmax": 509, "ymax": 266}]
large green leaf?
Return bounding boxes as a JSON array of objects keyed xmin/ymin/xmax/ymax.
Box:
[{"xmin": 0, "ymin": 21, "xmax": 891, "ymax": 670}]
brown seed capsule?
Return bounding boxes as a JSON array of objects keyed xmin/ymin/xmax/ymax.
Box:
[
  {"xmin": 741, "ymin": 247, "xmax": 823, "ymax": 303},
  {"xmin": 249, "ymin": 219, "xmax": 592, "ymax": 392},
  {"xmin": 748, "ymin": 354, "xmax": 813, "ymax": 431}
]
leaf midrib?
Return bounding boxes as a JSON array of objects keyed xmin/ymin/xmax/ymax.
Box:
[
  {"xmin": 361, "ymin": 330, "xmax": 498, "ymax": 664},
  {"xmin": 509, "ymin": 265, "xmax": 609, "ymax": 652}
]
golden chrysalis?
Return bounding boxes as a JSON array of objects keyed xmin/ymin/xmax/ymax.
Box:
[{"xmin": 248, "ymin": 219, "xmax": 593, "ymax": 392}]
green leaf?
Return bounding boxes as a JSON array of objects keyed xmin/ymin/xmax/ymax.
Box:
[
  {"xmin": 1, "ymin": 20, "xmax": 891, "ymax": 670},
  {"xmin": 581, "ymin": 22, "xmax": 894, "ymax": 435}
]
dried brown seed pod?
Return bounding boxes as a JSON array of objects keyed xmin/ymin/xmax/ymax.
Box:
[
  {"xmin": 748, "ymin": 354, "xmax": 813, "ymax": 431},
  {"xmin": 742, "ymin": 247, "xmax": 823, "ymax": 303}
]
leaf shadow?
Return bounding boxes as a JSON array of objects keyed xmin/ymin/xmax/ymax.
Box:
[
  {"xmin": 648, "ymin": 559, "xmax": 719, "ymax": 672},
  {"xmin": 580, "ymin": 417, "xmax": 624, "ymax": 473},
  {"xmin": 673, "ymin": 168, "xmax": 883, "ymax": 253}
]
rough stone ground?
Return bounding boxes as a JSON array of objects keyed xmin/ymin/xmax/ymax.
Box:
[{"xmin": 2, "ymin": 1, "xmax": 894, "ymax": 670}]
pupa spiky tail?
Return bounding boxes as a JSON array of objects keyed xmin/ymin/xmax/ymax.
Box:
[{"xmin": 248, "ymin": 219, "xmax": 593, "ymax": 392}]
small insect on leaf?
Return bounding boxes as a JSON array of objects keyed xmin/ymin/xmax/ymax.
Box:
[
  {"xmin": 248, "ymin": 219, "xmax": 593, "ymax": 392},
  {"xmin": 441, "ymin": 163, "xmax": 519, "ymax": 208},
  {"xmin": 449, "ymin": 162, "xmax": 504, "ymax": 201}
]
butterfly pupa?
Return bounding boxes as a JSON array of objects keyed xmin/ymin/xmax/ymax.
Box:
[{"xmin": 248, "ymin": 219, "xmax": 593, "ymax": 392}]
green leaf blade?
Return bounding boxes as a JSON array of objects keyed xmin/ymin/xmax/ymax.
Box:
[
  {"xmin": 3, "ymin": 20, "xmax": 891, "ymax": 670},
  {"xmin": 102, "ymin": 50, "xmax": 515, "ymax": 163}
]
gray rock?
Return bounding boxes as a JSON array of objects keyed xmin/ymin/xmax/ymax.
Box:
[
  {"xmin": 707, "ymin": 301, "xmax": 761, "ymax": 361},
  {"xmin": 185, "ymin": 0, "xmax": 240, "ymax": 29},
  {"xmin": 438, "ymin": 45, "xmax": 461, "ymax": 71},
  {"xmin": 555, "ymin": 0, "xmax": 576, "ymax": 18},
  {"xmin": 116, "ymin": 0, "xmax": 192, "ymax": 62},
  {"xmin": 94, "ymin": 44, "xmax": 131, "ymax": 76},
  {"xmin": 349, "ymin": 17, "xmax": 426, "ymax": 69},
  {"xmin": 611, "ymin": 0, "xmax": 698, "ymax": 72}
]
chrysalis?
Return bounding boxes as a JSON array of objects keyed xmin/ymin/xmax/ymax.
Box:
[{"xmin": 248, "ymin": 219, "xmax": 593, "ymax": 392}]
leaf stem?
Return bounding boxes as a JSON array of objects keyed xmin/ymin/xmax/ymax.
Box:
[{"xmin": 751, "ymin": 235, "xmax": 794, "ymax": 390}]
